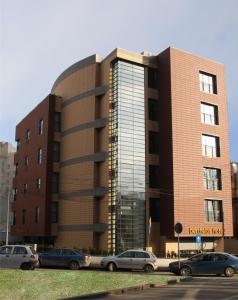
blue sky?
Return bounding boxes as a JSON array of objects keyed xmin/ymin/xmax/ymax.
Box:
[{"xmin": 0, "ymin": 0, "xmax": 237, "ymax": 160}]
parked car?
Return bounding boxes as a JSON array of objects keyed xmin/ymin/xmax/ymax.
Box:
[
  {"xmin": 101, "ymin": 249, "xmax": 159, "ymax": 272},
  {"xmin": 0, "ymin": 245, "xmax": 38, "ymax": 270},
  {"xmin": 169, "ymin": 252, "xmax": 238, "ymax": 277},
  {"xmin": 39, "ymin": 248, "xmax": 90, "ymax": 270}
]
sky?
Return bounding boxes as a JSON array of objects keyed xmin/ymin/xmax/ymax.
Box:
[{"xmin": 0, "ymin": 0, "xmax": 237, "ymax": 161}]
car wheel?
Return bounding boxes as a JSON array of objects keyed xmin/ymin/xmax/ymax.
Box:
[
  {"xmin": 180, "ymin": 266, "xmax": 192, "ymax": 276},
  {"xmin": 224, "ymin": 267, "xmax": 235, "ymax": 277},
  {"xmin": 69, "ymin": 261, "xmax": 79, "ymax": 270},
  {"xmin": 20, "ymin": 262, "xmax": 32, "ymax": 270},
  {"xmin": 107, "ymin": 262, "xmax": 117, "ymax": 272},
  {"xmin": 144, "ymin": 264, "xmax": 154, "ymax": 273}
]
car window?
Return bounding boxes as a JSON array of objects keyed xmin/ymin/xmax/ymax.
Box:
[
  {"xmin": 190, "ymin": 254, "xmax": 203, "ymax": 262},
  {"xmin": 214, "ymin": 254, "xmax": 228, "ymax": 262},
  {"xmin": 13, "ymin": 247, "xmax": 28, "ymax": 255},
  {"xmin": 49, "ymin": 249, "xmax": 62, "ymax": 255},
  {"xmin": 134, "ymin": 252, "xmax": 150, "ymax": 258},
  {"xmin": 62, "ymin": 249, "xmax": 76, "ymax": 255},
  {"xmin": 0, "ymin": 246, "xmax": 13, "ymax": 254},
  {"xmin": 203, "ymin": 254, "xmax": 213, "ymax": 261},
  {"xmin": 118, "ymin": 251, "xmax": 134, "ymax": 258}
]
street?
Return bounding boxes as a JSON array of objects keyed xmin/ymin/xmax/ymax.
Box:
[{"xmin": 101, "ymin": 276, "xmax": 238, "ymax": 300}]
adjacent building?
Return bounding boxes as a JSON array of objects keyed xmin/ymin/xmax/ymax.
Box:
[
  {"xmin": 0, "ymin": 142, "xmax": 16, "ymax": 241},
  {"xmin": 231, "ymin": 162, "xmax": 238, "ymax": 237},
  {"xmin": 11, "ymin": 47, "xmax": 233, "ymax": 254}
]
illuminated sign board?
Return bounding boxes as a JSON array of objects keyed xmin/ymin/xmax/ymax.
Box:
[{"xmin": 189, "ymin": 228, "xmax": 223, "ymax": 235}]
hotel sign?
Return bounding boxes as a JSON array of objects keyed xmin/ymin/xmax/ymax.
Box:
[{"xmin": 189, "ymin": 228, "xmax": 223, "ymax": 235}]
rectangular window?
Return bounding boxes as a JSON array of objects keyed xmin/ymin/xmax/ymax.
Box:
[
  {"xmin": 39, "ymin": 119, "xmax": 43, "ymax": 135},
  {"xmin": 51, "ymin": 202, "xmax": 58, "ymax": 223},
  {"xmin": 15, "ymin": 163, "xmax": 18, "ymax": 176},
  {"xmin": 13, "ymin": 211, "xmax": 16, "ymax": 225},
  {"xmin": 53, "ymin": 142, "xmax": 60, "ymax": 162},
  {"xmin": 23, "ymin": 183, "xmax": 28, "ymax": 194},
  {"xmin": 22, "ymin": 209, "xmax": 26, "ymax": 224},
  {"xmin": 25, "ymin": 129, "xmax": 31, "ymax": 142},
  {"xmin": 36, "ymin": 177, "xmax": 41, "ymax": 190},
  {"xmin": 52, "ymin": 173, "xmax": 59, "ymax": 193},
  {"xmin": 54, "ymin": 112, "xmax": 61, "ymax": 132},
  {"xmin": 149, "ymin": 198, "xmax": 160, "ymax": 222},
  {"xmin": 149, "ymin": 165, "xmax": 160, "ymax": 188},
  {"xmin": 16, "ymin": 139, "xmax": 20, "ymax": 151},
  {"xmin": 35, "ymin": 207, "xmax": 40, "ymax": 224},
  {"xmin": 37, "ymin": 148, "xmax": 43, "ymax": 164},
  {"xmin": 148, "ymin": 99, "xmax": 159, "ymax": 121},
  {"xmin": 13, "ymin": 188, "xmax": 17, "ymax": 201},
  {"xmin": 201, "ymin": 102, "xmax": 218, "ymax": 125},
  {"xmin": 202, "ymin": 134, "xmax": 220, "ymax": 158},
  {"xmin": 203, "ymin": 167, "xmax": 222, "ymax": 190},
  {"xmin": 149, "ymin": 131, "xmax": 159, "ymax": 154},
  {"xmin": 205, "ymin": 200, "xmax": 223, "ymax": 222},
  {"xmin": 148, "ymin": 68, "xmax": 158, "ymax": 89},
  {"xmin": 199, "ymin": 71, "xmax": 217, "ymax": 94},
  {"xmin": 24, "ymin": 155, "xmax": 29, "ymax": 167}
]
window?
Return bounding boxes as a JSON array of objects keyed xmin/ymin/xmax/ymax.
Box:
[
  {"xmin": 118, "ymin": 251, "xmax": 134, "ymax": 258},
  {"xmin": 62, "ymin": 249, "xmax": 75, "ymax": 255},
  {"xmin": 199, "ymin": 71, "xmax": 217, "ymax": 94},
  {"xmin": 201, "ymin": 102, "xmax": 218, "ymax": 125},
  {"xmin": 53, "ymin": 142, "xmax": 60, "ymax": 162},
  {"xmin": 25, "ymin": 129, "xmax": 31, "ymax": 142},
  {"xmin": 202, "ymin": 135, "xmax": 220, "ymax": 158},
  {"xmin": 13, "ymin": 188, "xmax": 17, "ymax": 201},
  {"xmin": 52, "ymin": 173, "xmax": 59, "ymax": 193},
  {"xmin": 51, "ymin": 202, "xmax": 58, "ymax": 223},
  {"xmin": 16, "ymin": 139, "xmax": 20, "ymax": 151},
  {"xmin": 148, "ymin": 68, "xmax": 158, "ymax": 89},
  {"xmin": 148, "ymin": 99, "xmax": 159, "ymax": 121},
  {"xmin": 39, "ymin": 119, "xmax": 43, "ymax": 135},
  {"xmin": 149, "ymin": 131, "xmax": 159, "ymax": 154},
  {"xmin": 15, "ymin": 163, "xmax": 18, "ymax": 176},
  {"xmin": 13, "ymin": 211, "xmax": 16, "ymax": 225},
  {"xmin": 149, "ymin": 165, "xmax": 160, "ymax": 188},
  {"xmin": 205, "ymin": 199, "xmax": 223, "ymax": 222},
  {"xmin": 37, "ymin": 148, "xmax": 43, "ymax": 164},
  {"xmin": 35, "ymin": 207, "xmax": 40, "ymax": 224},
  {"xmin": 134, "ymin": 252, "xmax": 150, "ymax": 258},
  {"xmin": 24, "ymin": 155, "xmax": 29, "ymax": 167},
  {"xmin": 36, "ymin": 177, "xmax": 41, "ymax": 190},
  {"xmin": 0, "ymin": 246, "xmax": 13, "ymax": 254},
  {"xmin": 149, "ymin": 198, "xmax": 160, "ymax": 222},
  {"xmin": 13, "ymin": 246, "xmax": 27, "ymax": 255},
  {"xmin": 23, "ymin": 183, "xmax": 28, "ymax": 194},
  {"xmin": 54, "ymin": 112, "xmax": 61, "ymax": 132},
  {"xmin": 203, "ymin": 167, "xmax": 222, "ymax": 190},
  {"xmin": 22, "ymin": 209, "xmax": 26, "ymax": 224}
]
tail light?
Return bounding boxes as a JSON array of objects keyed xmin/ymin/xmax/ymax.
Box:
[
  {"xmin": 84, "ymin": 255, "xmax": 89, "ymax": 261},
  {"xmin": 31, "ymin": 255, "xmax": 35, "ymax": 259}
]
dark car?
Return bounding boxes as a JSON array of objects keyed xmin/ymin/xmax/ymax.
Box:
[
  {"xmin": 39, "ymin": 248, "xmax": 90, "ymax": 270},
  {"xmin": 169, "ymin": 252, "xmax": 238, "ymax": 277}
]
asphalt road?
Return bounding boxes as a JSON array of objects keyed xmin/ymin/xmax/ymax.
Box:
[{"xmin": 102, "ymin": 276, "xmax": 238, "ymax": 300}]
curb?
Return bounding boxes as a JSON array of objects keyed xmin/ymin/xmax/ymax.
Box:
[{"xmin": 61, "ymin": 276, "xmax": 193, "ymax": 299}]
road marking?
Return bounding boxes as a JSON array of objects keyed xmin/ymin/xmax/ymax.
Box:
[{"xmin": 220, "ymin": 295, "xmax": 238, "ymax": 300}]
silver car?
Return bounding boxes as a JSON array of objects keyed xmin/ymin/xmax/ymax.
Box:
[
  {"xmin": 0, "ymin": 245, "xmax": 39, "ymax": 270},
  {"xmin": 101, "ymin": 249, "xmax": 159, "ymax": 272}
]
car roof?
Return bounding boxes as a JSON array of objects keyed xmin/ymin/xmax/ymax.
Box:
[{"xmin": 124, "ymin": 249, "xmax": 151, "ymax": 253}]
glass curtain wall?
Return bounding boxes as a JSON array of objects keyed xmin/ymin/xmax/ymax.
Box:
[{"xmin": 109, "ymin": 60, "xmax": 146, "ymax": 253}]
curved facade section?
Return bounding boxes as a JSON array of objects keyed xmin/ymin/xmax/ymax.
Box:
[{"xmin": 52, "ymin": 53, "xmax": 110, "ymax": 250}]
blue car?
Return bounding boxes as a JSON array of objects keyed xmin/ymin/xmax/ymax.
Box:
[
  {"xmin": 39, "ymin": 248, "xmax": 90, "ymax": 270},
  {"xmin": 169, "ymin": 252, "xmax": 238, "ymax": 277}
]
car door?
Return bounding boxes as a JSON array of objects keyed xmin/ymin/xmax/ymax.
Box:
[
  {"xmin": 193, "ymin": 254, "xmax": 215, "ymax": 274},
  {"xmin": 133, "ymin": 252, "xmax": 150, "ymax": 270},
  {"xmin": 61, "ymin": 249, "xmax": 77, "ymax": 267},
  {"xmin": 0, "ymin": 246, "xmax": 13, "ymax": 268},
  {"xmin": 11, "ymin": 246, "xmax": 29, "ymax": 268},
  {"xmin": 42, "ymin": 249, "xmax": 62, "ymax": 266},
  {"xmin": 116, "ymin": 251, "xmax": 134, "ymax": 269},
  {"xmin": 212, "ymin": 253, "xmax": 229, "ymax": 274}
]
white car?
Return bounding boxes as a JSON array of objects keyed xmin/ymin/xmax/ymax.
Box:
[
  {"xmin": 0, "ymin": 245, "xmax": 39, "ymax": 270},
  {"xmin": 101, "ymin": 249, "xmax": 159, "ymax": 272}
]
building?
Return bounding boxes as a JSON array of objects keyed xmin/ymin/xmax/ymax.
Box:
[
  {"xmin": 231, "ymin": 162, "xmax": 238, "ymax": 237},
  {"xmin": 0, "ymin": 142, "xmax": 16, "ymax": 241},
  {"xmin": 12, "ymin": 47, "xmax": 233, "ymax": 254}
]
